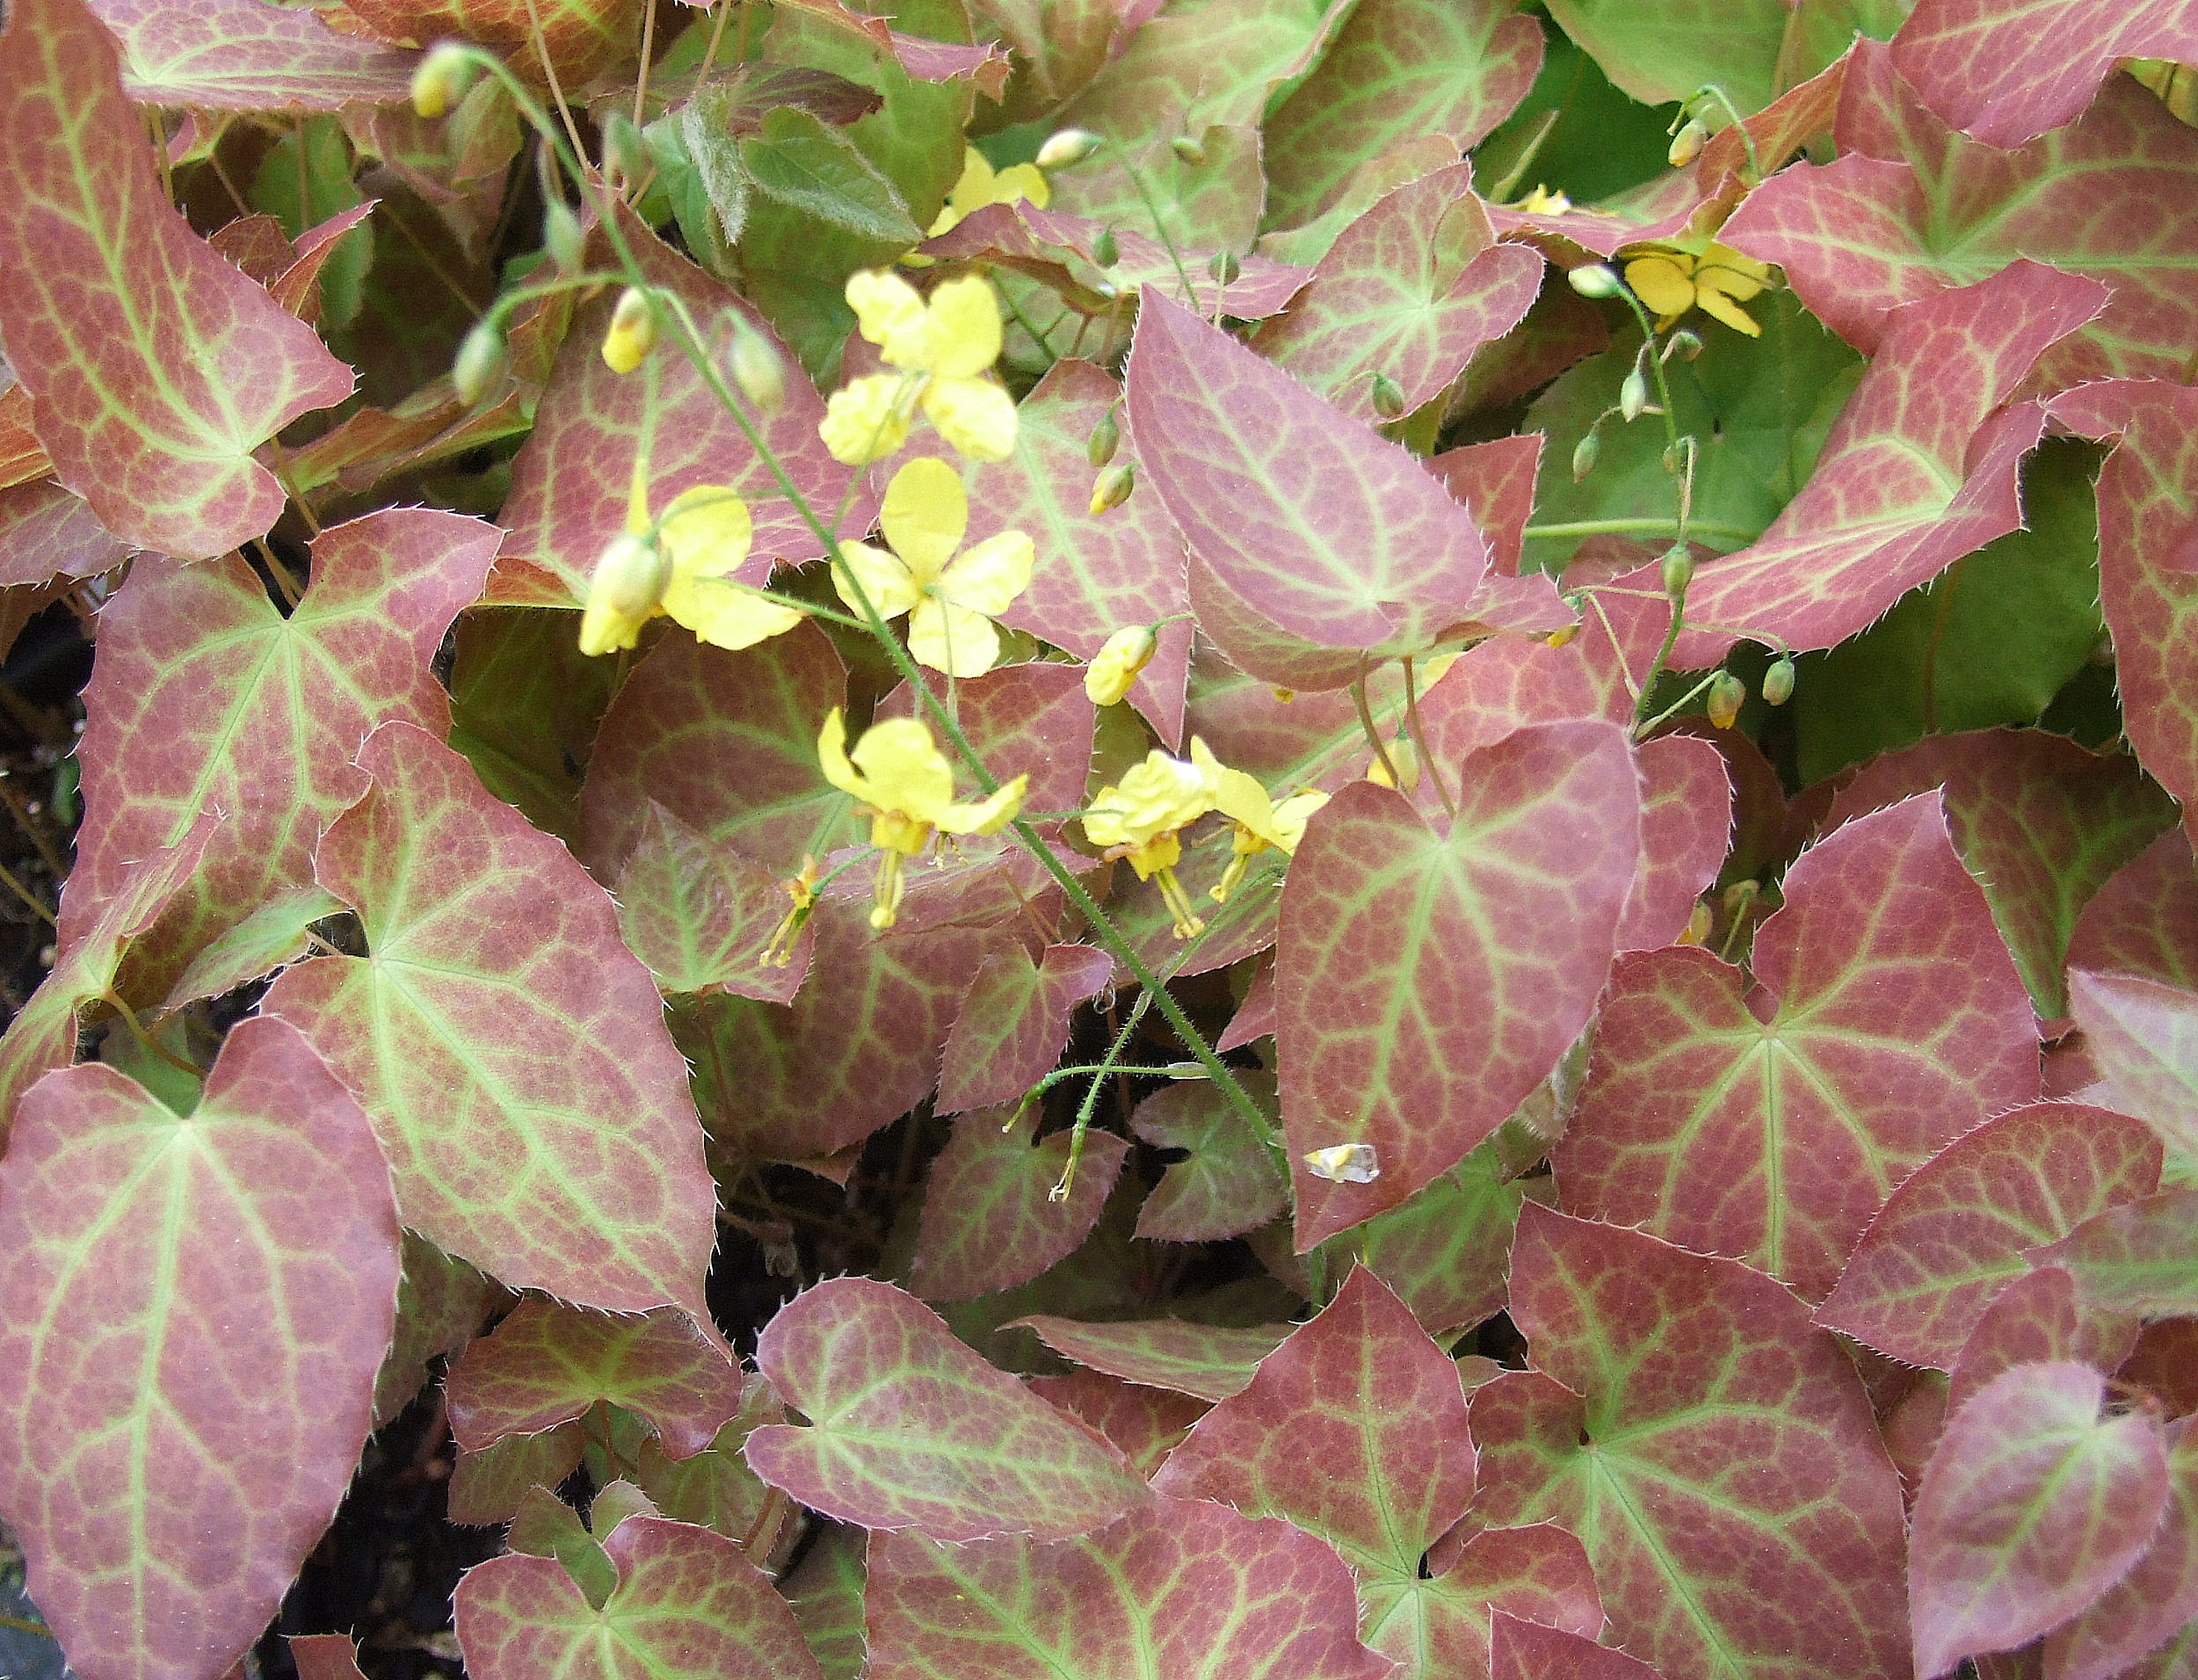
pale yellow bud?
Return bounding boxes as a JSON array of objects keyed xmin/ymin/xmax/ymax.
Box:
[
  {"xmin": 577, "ymin": 532, "xmax": 671, "ymax": 657},
  {"xmin": 1084, "ymin": 624, "xmax": 1158, "ymax": 706},
  {"xmin": 1090, "ymin": 460, "xmax": 1135, "ymax": 515},
  {"xmin": 1035, "ymin": 128, "xmax": 1104, "ymax": 170},
  {"xmin": 410, "ymin": 42, "xmax": 477, "ymax": 119},
  {"xmin": 602, "ymin": 287, "xmax": 657, "ymax": 375},
  {"xmin": 727, "ymin": 315, "xmax": 787, "ymax": 416}
]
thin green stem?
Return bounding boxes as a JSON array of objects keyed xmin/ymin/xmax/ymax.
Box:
[
  {"xmin": 1633, "ymin": 669, "xmax": 1722, "ymax": 740},
  {"xmin": 100, "ymin": 990, "xmax": 201, "ymax": 1079},
  {"xmin": 1102, "ymin": 140, "xmax": 1197, "ymax": 308},
  {"xmin": 1053, "ymin": 989, "xmax": 1154, "ymax": 1198},
  {"xmin": 1523, "ymin": 518, "xmax": 1753, "ymax": 542}
]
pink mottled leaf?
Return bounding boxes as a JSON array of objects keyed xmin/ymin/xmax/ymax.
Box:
[
  {"xmin": 374, "ymin": 1230, "xmax": 505, "ymax": 1430},
  {"xmin": 0, "ymin": 480, "xmax": 129, "ymax": 589},
  {"xmin": 865, "ymin": 1494, "xmax": 1392, "ymax": 1680},
  {"xmin": 2069, "ymin": 969, "xmax": 2198, "ymax": 1162},
  {"xmin": 446, "ymin": 1300, "xmax": 746, "ymax": 1460},
  {"xmin": 744, "ymin": 1276, "xmax": 1149, "ymax": 1540},
  {"xmin": 0, "ymin": 1017, "xmax": 400, "ymax": 1680},
  {"xmin": 1888, "ymin": 0, "xmax": 2198, "ymax": 147},
  {"xmin": 1261, "ymin": 0, "xmax": 1542, "ymax": 225},
  {"xmin": 1028, "ymin": 1371, "xmax": 1208, "ymax": 1478},
  {"xmin": 1217, "ymin": 961, "xmax": 1277, "ymax": 1053},
  {"xmin": 1422, "ymin": 1531, "xmax": 1604, "ymax": 1680},
  {"xmin": 1130, "ymin": 1073, "xmax": 1289, "ymax": 1243},
  {"xmin": 73, "ymin": 510, "xmax": 500, "ymax": 994},
  {"xmin": 1279, "ymin": 720, "xmax": 1641, "ymax": 1246},
  {"xmin": 963, "ymin": 359, "xmax": 1191, "ymax": 744},
  {"xmin": 1332, "ymin": 1136, "xmax": 1546, "ymax": 1341},
  {"xmin": 938, "ymin": 945, "xmax": 1113, "ymax": 1116},
  {"xmin": 0, "ymin": 0, "xmax": 354, "ymax": 558},
  {"xmin": 2029, "ymin": 1189, "xmax": 2198, "ymax": 1318},
  {"xmin": 1945, "ymin": 1266, "xmax": 2140, "ymax": 1415},
  {"xmin": 454, "ymin": 1514, "xmax": 824, "ymax": 1680},
  {"xmin": 1491, "ymin": 1614, "xmax": 1666, "ymax": 1680},
  {"xmin": 497, "ymin": 214, "xmax": 859, "ymax": 605},
  {"xmin": 340, "ymin": 0, "xmax": 640, "ymax": 84},
  {"xmin": 1252, "ymin": 164, "xmax": 1543, "ymax": 424},
  {"xmin": 447, "ymin": 1425, "xmax": 586, "ymax": 1527},
  {"xmin": 1621, "ymin": 734, "xmax": 1732, "ymax": 952},
  {"xmin": 289, "ymin": 1634, "xmax": 372, "ymax": 1680},
  {"xmin": 616, "ymin": 802, "xmax": 814, "ymax": 1003},
  {"xmin": 2044, "ymin": 1415, "xmax": 2198, "ymax": 1680},
  {"xmin": 1670, "ymin": 264, "xmax": 2107, "ymax": 661},
  {"xmin": 626, "ymin": 1378, "xmax": 787, "ymax": 1545},
  {"xmin": 769, "ymin": 0, "xmax": 1011, "ymax": 94},
  {"xmin": 262, "ymin": 722, "xmax": 718, "ymax": 1318},
  {"xmin": 1560, "ymin": 793, "xmax": 2041, "ymax": 1300},
  {"xmin": 1725, "ymin": 46, "xmax": 2198, "ymax": 384},
  {"xmin": 910, "ymin": 1105, "xmax": 1128, "ymax": 1300},
  {"xmin": 783, "ymin": 1523, "xmax": 867, "ymax": 1680},
  {"xmin": 1469, "ymin": 1206, "xmax": 1911, "ymax": 1680},
  {"xmin": 1817, "ymin": 1104, "xmax": 2162, "ymax": 1369},
  {"xmin": 1008, "ymin": 1316, "xmax": 1292, "ymax": 1402},
  {"xmin": 91, "ymin": 0, "xmax": 421, "ymax": 107},
  {"xmin": 1126, "ymin": 286, "xmax": 1495, "ymax": 690},
  {"xmin": 1910, "ymin": 1361, "xmax": 2171, "ymax": 1679},
  {"xmin": 1427, "ymin": 435, "xmax": 1542, "ymax": 578},
  {"xmin": 2071, "ymin": 829, "xmax": 2198, "ymax": 990}
]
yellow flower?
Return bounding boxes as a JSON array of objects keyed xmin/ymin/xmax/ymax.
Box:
[
  {"xmin": 1621, "ymin": 241, "xmax": 1774, "ymax": 337},
  {"xmin": 818, "ymin": 271, "xmax": 1018, "ymax": 465},
  {"xmin": 1196, "ymin": 740, "xmax": 1329, "ymax": 904},
  {"xmin": 1082, "ymin": 744, "xmax": 1219, "ymax": 938},
  {"xmin": 577, "ymin": 463, "xmax": 802, "ymax": 657},
  {"xmin": 928, "ymin": 146, "xmax": 1050, "ymax": 240},
  {"xmin": 1516, "ymin": 184, "xmax": 1571, "ymax": 215},
  {"xmin": 817, "ymin": 709, "xmax": 1026, "ymax": 930},
  {"xmin": 1084, "ymin": 624, "xmax": 1157, "ymax": 706},
  {"xmin": 834, "ymin": 456, "xmax": 1034, "ymax": 678}
]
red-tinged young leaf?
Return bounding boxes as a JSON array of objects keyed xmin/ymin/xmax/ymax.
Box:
[
  {"xmin": 579, "ymin": 622, "xmax": 850, "ymax": 880},
  {"xmin": 1560, "ymin": 793, "xmax": 2041, "ymax": 1300},
  {"xmin": 446, "ymin": 1301, "xmax": 746, "ymax": 1460},
  {"xmin": 1945, "ymin": 1266, "xmax": 2140, "ymax": 1415},
  {"xmin": 1910, "ymin": 1361, "xmax": 2172, "ymax": 1680},
  {"xmin": 1131, "ymin": 1074, "xmax": 1289, "ymax": 1243},
  {"xmin": 1261, "ymin": 0, "xmax": 1542, "ymax": 225},
  {"xmin": 938, "ymin": 945, "xmax": 1113, "ymax": 1116},
  {"xmin": 1491, "ymin": 1613, "xmax": 1668, "ymax": 1680},
  {"xmin": 1126, "ymin": 286, "xmax": 1494, "ymax": 689},
  {"xmin": 1817, "ymin": 1104, "xmax": 2162, "ymax": 1369},
  {"xmin": 864, "ymin": 1495, "xmax": 1392, "ymax": 1680},
  {"xmin": 1821, "ymin": 731, "xmax": 2177, "ymax": 1017},
  {"xmin": 446, "ymin": 1424, "xmax": 586, "ymax": 1526},
  {"xmin": 506, "ymin": 1484, "xmax": 617, "ymax": 1609},
  {"xmin": 627, "ymin": 1379, "xmax": 787, "ymax": 1546},
  {"xmin": 1426, "ymin": 435, "xmax": 1542, "ymax": 578},
  {"xmin": 962, "ymin": 359, "xmax": 1191, "ymax": 744},
  {"xmin": 1028, "ymin": 1371, "xmax": 1208, "ymax": 1478},
  {"xmin": 1155, "ymin": 1266, "xmax": 1473, "ymax": 1575},
  {"xmin": 289, "ymin": 1634, "xmax": 372, "ymax": 1680},
  {"xmin": 617, "ymin": 803, "xmax": 814, "ymax": 1003},
  {"xmin": 159, "ymin": 884, "xmax": 345, "ymax": 1016},
  {"xmin": 1008, "ymin": 1316, "xmax": 1293, "ymax": 1402},
  {"xmin": 454, "ymin": 1514, "xmax": 825, "ymax": 1680},
  {"xmin": 1726, "ymin": 48, "xmax": 2198, "ymax": 385},
  {"xmin": 2030, "ymin": 1189, "xmax": 2198, "ymax": 1317},
  {"xmin": 1217, "ymin": 961, "xmax": 1277, "ymax": 1052},
  {"xmin": 1888, "ymin": 0, "xmax": 2198, "ymax": 147},
  {"xmin": 745, "ymin": 1276, "xmax": 1149, "ymax": 1540},
  {"xmin": 262, "ymin": 722, "xmax": 718, "ymax": 1318},
  {"xmin": 1280, "ymin": 721, "xmax": 1641, "ymax": 1246},
  {"xmin": 1332, "ymin": 1137, "xmax": 1546, "ymax": 1340},
  {"xmin": 1469, "ymin": 1206, "xmax": 1911, "ymax": 1680},
  {"xmin": 1056, "ymin": 0, "xmax": 1351, "ymax": 147},
  {"xmin": 0, "ymin": 814, "xmax": 214, "ymax": 1141},
  {"xmin": 1669, "ymin": 264, "xmax": 2105, "ymax": 661},
  {"xmin": 374, "ymin": 1230, "xmax": 505, "ymax": 1429},
  {"xmin": 959, "ymin": 0, "xmax": 1152, "ymax": 120},
  {"xmin": 0, "ymin": 1017, "xmax": 400, "ymax": 1680},
  {"xmin": 2045, "ymin": 1415, "xmax": 2198, "ymax": 1680},
  {"xmin": 0, "ymin": 0, "xmax": 354, "ymax": 558},
  {"xmin": 2068, "ymin": 970, "xmax": 2198, "ymax": 1161},
  {"xmin": 1423, "ymin": 1528, "xmax": 1604, "ymax": 1669},
  {"xmin": 70, "ymin": 510, "xmax": 501, "ymax": 992},
  {"xmin": 676, "ymin": 906, "xmax": 999, "ymax": 1166},
  {"xmin": 768, "ymin": 0, "xmax": 1011, "ymax": 94},
  {"xmin": 1621, "ymin": 734, "xmax": 1732, "ymax": 952},
  {"xmin": 1252, "ymin": 164, "xmax": 1544, "ymax": 424},
  {"xmin": 0, "ymin": 480, "xmax": 129, "ymax": 589},
  {"xmin": 910, "ymin": 1106, "xmax": 1128, "ymax": 1300},
  {"xmin": 2071, "ymin": 830, "xmax": 2198, "ymax": 990},
  {"xmin": 497, "ymin": 214, "xmax": 859, "ymax": 605},
  {"xmin": 91, "ymin": 0, "xmax": 421, "ymax": 107},
  {"xmin": 342, "ymin": 0, "xmax": 641, "ymax": 83}
]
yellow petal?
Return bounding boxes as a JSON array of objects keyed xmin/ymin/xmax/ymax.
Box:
[
  {"xmin": 937, "ymin": 771, "xmax": 1027, "ymax": 836},
  {"xmin": 1268, "ymin": 789, "xmax": 1329, "ymax": 853},
  {"xmin": 832, "ymin": 540, "xmax": 923, "ymax": 619},
  {"xmin": 923, "ymin": 274, "xmax": 1005, "ymax": 380},
  {"xmin": 908, "ymin": 597, "xmax": 1003, "ymax": 677},
  {"xmin": 851, "ymin": 715, "xmax": 959, "ymax": 822},
  {"xmin": 660, "ymin": 484, "xmax": 753, "ymax": 582},
  {"xmin": 577, "ymin": 531, "xmax": 669, "ymax": 657},
  {"xmin": 662, "ymin": 574, "xmax": 804, "ymax": 650},
  {"xmin": 1623, "ymin": 253, "xmax": 1696, "ymax": 318},
  {"xmin": 845, "ymin": 269, "xmax": 928, "ymax": 366},
  {"xmin": 1208, "ymin": 764, "xmax": 1280, "ymax": 844},
  {"xmin": 816, "ymin": 708, "xmax": 873, "ymax": 804},
  {"xmin": 879, "ymin": 456, "xmax": 968, "ymax": 583},
  {"xmin": 995, "ymin": 162, "xmax": 1050, "ymax": 210},
  {"xmin": 1696, "ymin": 287, "xmax": 1762, "ymax": 337},
  {"xmin": 1083, "ymin": 748, "xmax": 1211, "ymax": 848},
  {"xmin": 923, "ymin": 376, "xmax": 1019, "ymax": 463},
  {"xmin": 1084, "ymin": 623, "xmax": 1157, "ymax": 706},
  {"xmin": 939, "ymin": 528, "xmax": 1034, "ymax": 618},
  {"xmin": 1700, "ymin": 243, "xmax": 1772, "ymax": 297},
  {"xmin": 820, "ymin": 374, "xmax": 912, "ymax": 465},
  {"xmin": 944, "ymin": 146, "xmax": 995, "ymax": 216}
]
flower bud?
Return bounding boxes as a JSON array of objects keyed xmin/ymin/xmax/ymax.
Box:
[
  {"xmin": 1660, "ymin": 541, "xmax": 1693, "ymax": 598},
  {"xmin": 1761, "ymin": 655, "xmax": 1795, "ymax": 706},
  {"xmin": 1619, "ymin": 368, "xmax": 1649, "ymax": 422},
  {"xmin": 451, "ymin": 318, "xmax": 509, "ymax": 406},
  {"xmin": 1679, "ymin": 900, "xmax": 1713, "ymax": 945},
  {"xmin": 410, "ymin": 41, "xmax": 477, "ymax": 119},
  {"xmin": 1571, "ymin": 431, "xmax": 1600, "ymax": 482},
  {"xmin": 1567, "ymin": 264, "xmax": 1622, "ymax": 299},
  {"xmin": 1303, "ymin": 1142, "xmax": 1379, "ymax": 1184},
  {"xmin": 577, "ymin": 531, "xmax": 671, "ymax": 657},
  {"xmin": 602, "ymin": 286, "xmax": 657, "ymax": 374},
  {"xmin": 1370, "ymin": 373, "xmax": 1406, "ymax": 419},
  {"xmin": 1208, "ymin": 249, "xmax": 1240, "ymax": 286},
  {"xmin": 1546, "ymin": 620, "xmax": 1580, "ymax": 649},
  {"xmin": 1171, "ymin": 134, "xmax": 1208, "ymax": 166},
  {"xmin": 1086, "ymin": 408, "xmax": 1121, "ymax": 468},
  {"xmin": 1668, "ymin": 118, "xmax": 1708, "ymax": 168},
  {"xmin": 1706, "ymin": 670, "xmax": 1745, "ymax": 729},
  {"xmin": 1084, "ymin": 623, "xmax": 1158, "ymax": 706},
  {"xmin": 1035, "ymin": 127, "xmax": 1104, "ymax": 170},
  {"xmin": 1663, "ymin": 329, "xmax": 1703, "ymax": 361},
  {"xmin": 600, "ymin": 112, "xmax": 649, "ymax": 192},
  {"xmin": 543, "ymin": 199, "xmax": 584, "ymax": 275},
  {"xmin": 727, "ymin": 314, "xmax": 787, "ymax": 416},
  {"xmin": 1090, "ymin": 460, "xmax": 1135, "ymax": 515},
  {"xmin": 1092, "ymin": 227, "xmax": 1120, "ymax": 267}
]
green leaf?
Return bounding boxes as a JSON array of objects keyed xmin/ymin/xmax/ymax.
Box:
[{"xmin": 742, "ymin": 105, "xmax": 924, "ymax": 243}]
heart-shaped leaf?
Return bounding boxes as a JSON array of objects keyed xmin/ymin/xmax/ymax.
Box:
[
  {"xmin": 2071, "ymin": 829, "xmax": 2198, "ymax": 990},
  {"xmin": 2068, "ymin": 969, "xmax": 2198, "ymax": 1161},
  {"xmin": 1007, "ymin": 1315, "xmax": 1293, "ymax": 1402},
  {"xmin": 94, "ymin": 0, "xmax": 421, "ymax": 107},
  {"xmin": 615, "ymin": 802, "xmax": 815, "ymax": 1003},
  {"xmin": 2042, "ymin": 1414, "xmax": 2198, "ymax": 1680},
  {"xmin": 910, "ymin": 1105, "xmax": 1129, "ymax": 1300}
]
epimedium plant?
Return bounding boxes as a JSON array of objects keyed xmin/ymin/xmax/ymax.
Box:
[{"xmin": 0, "ymin": 0, "xmax": 2194, "ymax": 1676}]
